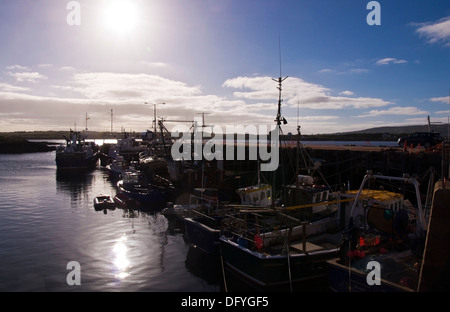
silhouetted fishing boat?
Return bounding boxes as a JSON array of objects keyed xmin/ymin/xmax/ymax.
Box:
[
  {"xmin": 105, "ymin": 156, "xmax": 133, "ymax": 180},
  {"xmin": 55, "ymin": 130, "xmax": 99, "ymax": 170},
  {"xmin": 116, "ymin": 169, "xmax": 169, "ymax": 209},
  {"xmin": 326, "ymin": 171, "xmax": 429, "ymax": 292}
]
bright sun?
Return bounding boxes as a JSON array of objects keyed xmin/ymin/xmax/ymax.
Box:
[{"xmin": 102, "ymin": 0, "xmax": 139, "ymax": 35}]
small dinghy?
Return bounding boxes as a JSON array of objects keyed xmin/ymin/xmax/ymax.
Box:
[{"xmin": 93, "ymin": 195, "xmax": 116, "ymax": 211}]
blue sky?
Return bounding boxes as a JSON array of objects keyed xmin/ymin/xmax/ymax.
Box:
[{"xmin": 0, "ymin": 0, "xmax": 449, "ymax": 134}]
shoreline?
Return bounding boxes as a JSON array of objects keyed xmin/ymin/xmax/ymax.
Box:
[{"xmin": 0, "ymin": 138, "xmax": 57, "ymax": 154}]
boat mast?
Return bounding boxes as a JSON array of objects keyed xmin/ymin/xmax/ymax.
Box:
[
  {"xmin": 85, "ymin": 113, "xmax": 89, "ymax": 131},
  {"xmin": 111, "ymin": 109, "xmax": 113, "ymax": 135},
  {"xmin": 271, "ymin": 37, "xmax": 288, "ymax": 208}
]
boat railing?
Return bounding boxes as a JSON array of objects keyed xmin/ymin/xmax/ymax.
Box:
[
  {"xmin": 222, "ymin": 217, "xmax": 315, "ymax": 255},
  {"xmin": 348, "ymin": 170, "xmax": 426, "ymax": 238}
]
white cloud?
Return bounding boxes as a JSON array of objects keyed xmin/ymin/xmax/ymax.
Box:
[
  {"xmin": 414, "ymin": 16, "xmax": 450, "ymax": 46},
  {"xmin": 60, "ymin": 66, "xmax": 76, "ymax": 71},
  {"xmin": 349, "ymin": 68, "xmax": 369, "ymax": 74},
  {"xmin": 375, "ymin": 58, "xmax": 408, "ymax": 65},
  {"xmin": 0, "ymin": 72, "xmax": 282, "ymax": 131},
  {"xmin": 436, "ymin": 110, "xmax": 450, "ymax": 115},
  {"xmin": 339, "ymin": 90, "xmax": 354, "ymax": 96},
  {"xmin": 7, "ymin": 71, "xmax": 48, "ymax": 83},
  {"xmin": 356, "ymin": 106, "xmax": 428, "ymax": 117},
  {"xmin": 0, "ymin": 83, "xmax": 31, "ymax": 92},
  {"xmin": 6, "ymin": 65, "xmax": 30, "ymax": 71},
  {"xmin": 69, "ymin": 72, "xmax": 202, "ymax": 100},
  {"xmin": 300, "ymin": 115, "xmax": 339, "ymax": 121},
  {"xmin": 0, "ymin": 71, "xmax": 397, "ymax": 133},
  {"xmin": 223, "ymin": 76, "xmax": 391, "ymax": 110},
  {"xmin": 430, "ymin": 96, "xmax": 450, "ymax": 104},
  {"xmin": 317, "ymin": 68, "xmax": 368, "ymax": 75},
  {"xmin": 140, "ymin": 61, "xmax": 169, "ymax": 68}
]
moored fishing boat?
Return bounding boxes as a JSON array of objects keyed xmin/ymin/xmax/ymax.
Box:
[
  {"xmin": 105, "ymin": 156, "xmax": 133, "ymax": 180},
  {"xmin": 180, "ymin": 187, "xmax": 232, "ymax": 254},
  {"xmin": 113, "ymin": 192, "xmax": 140, "ymax": 208},
  {"xmin": 55, "ymin": 130, "xmax": 99, "ymax": 170},
  {"xmin": 218, "ymin": 72, "xmax": 348, "ymax": 290},
  {"xmin": 116, "ymin": 169, "xmax": 170, "ymax": 209},
  {"xmin": 184, "ymin": 213, "xmax": 226, "ymax": 254},
  {"xmin": 326, "ymin": 171, "xmax": 429, "ymax": 292},
  {"xmin": 218, "ymin": 207, "xmax": 343, "ymax": 291}
]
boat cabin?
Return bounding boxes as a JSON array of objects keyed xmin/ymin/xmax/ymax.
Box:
[{"xmin": 236, "ymin": 184, "xmax": 272, "ymax": 206}]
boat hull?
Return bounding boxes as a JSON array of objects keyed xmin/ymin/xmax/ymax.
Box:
[
  {"xmin": 326, "ymin": 257, "xmax": 414, "ymax": 292},
  {"xmin": 93, "ymin": 196, "xmax": 116, "ymax": 211},
  {"xmin": 219, "ymin": 236, "xmax": 339, "ymax": 291},
  {"xmin": 117, "ymin": 181, "xmax": 167, "ymax": 209},
  {"xmin": 184, "ymin": 216, "xmax": 222, "ymax": 254},
  {"xmin": 56, "ymin": 152, "xmax": 99, "ymax": 170}
]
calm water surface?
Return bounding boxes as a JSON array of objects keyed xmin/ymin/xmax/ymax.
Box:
[{"xmin": 0, "ymin": 151, "xmax": 221, "ymax": 292}]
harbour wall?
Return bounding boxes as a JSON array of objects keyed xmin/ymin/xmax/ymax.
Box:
[{"xmin": 165, "ymin": 145, "xmax": 448, "ymax": 203}]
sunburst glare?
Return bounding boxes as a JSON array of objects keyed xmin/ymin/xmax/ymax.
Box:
[{"xmin": 102, "ymin": 0, "xmax": 139, "ymax": 35}]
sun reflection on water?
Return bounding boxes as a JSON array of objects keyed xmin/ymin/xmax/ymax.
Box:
[{"xmin": 113, "ymin": 234, "xmax": 130, "ymax": 279}]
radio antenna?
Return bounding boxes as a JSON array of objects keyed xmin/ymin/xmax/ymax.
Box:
[
  {"xmin": 279, "ymin": 36, "xmax": 282, "ymax": 78},
  {"xmin": 273, "ymin": 36, "xmax": 288, "ymax": 126}
]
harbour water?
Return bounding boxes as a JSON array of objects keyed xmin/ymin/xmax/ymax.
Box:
[
  {"xmin": 0, "ymin": 151, "xmax": 222, "ymax": 292},
  {"xmin": 0, "ymin": 140, "xmax": 402, "ymax": 293}
]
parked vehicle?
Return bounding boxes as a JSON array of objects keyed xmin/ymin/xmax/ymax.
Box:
[{"xmin": 397, "ymin": 132, "xmax": 443, "ymax": 148}]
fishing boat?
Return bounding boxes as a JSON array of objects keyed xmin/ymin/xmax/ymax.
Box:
[
  {"xmin": 116, "ymin": 169, "xmax": 169, "ymax": 209},
  {"xmin": 184, "ymin": 162, "xmax": 271, "ymax": 254},
  {"xmin": 218, "ymin": 71, "xmax": 358, "ymax": 290},
  {"xmin": 326, "ymin": 170, "xmax": 429, "ymax": 292},
  {"xmin": 55, "ymin": 130, "xmax": 99, "ymax": 170},
  {"xmin": 235, "ymin": 168, "xmax": 272, "ymax": 207},
  {"xmin": 93, "ymin": 195, "xmax": 116, "ymax": 211},
  {"xmin": 105, "ymin": 156, "xmax": 132, "ymax": 180},
  {"xmin": 181, "ymin": 186, "xmax": 229, "ymax": 254},
  {"xmin": 113, "ymin": 192, "xmax": 140, "ymax": 208},
  {"xmin": 184, "ymin": 212, "xmax": 228, "ymax": 254},
  {"xmin": 161, "ymin": 187, "xmax": 220, "ymax": 220},
  {"xmin": 218, "ymin": 206, "xmax": 343, "ymax": 291},
  {"xmin": 106, "ymin": 132, "xmax": 147, "ymax": 162}
]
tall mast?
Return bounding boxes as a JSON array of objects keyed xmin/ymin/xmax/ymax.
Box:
[
  {"xmin": 110, "ymin": 109, "xmax": 113, "ymax": 135},
  {"xmin": 273, "ymin": 76, "xmax": 288, "ymax": 126},
  {"xmin": 271, "ymin": 38, "xmax": 288, "ymax": 207},
  {"xmin": 85, "ymin": 113, "xmax": 89, "ymax": 131},
  {"xmin": 272, "ymin": 37, "xmax": 288, "ymax": 127}
]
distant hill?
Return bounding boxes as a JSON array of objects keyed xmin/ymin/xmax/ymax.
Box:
[
  {"xmin": 1, "ymin": 123, "xmax": 449, "ymax": 142},
  {"xmin": 295, "ymin": 123, "xmax": 450, "ymax": 141},
  {"xmin": 343, "ymin": 124, "xmax": 449, "ymax": 136},
  {"xmin": 0, "ymin": 130, "xmax": 128, "ymax": 140},
  {"xmin": 0, "ymin": 136, "xmax": 56, "ymax": 154}
]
